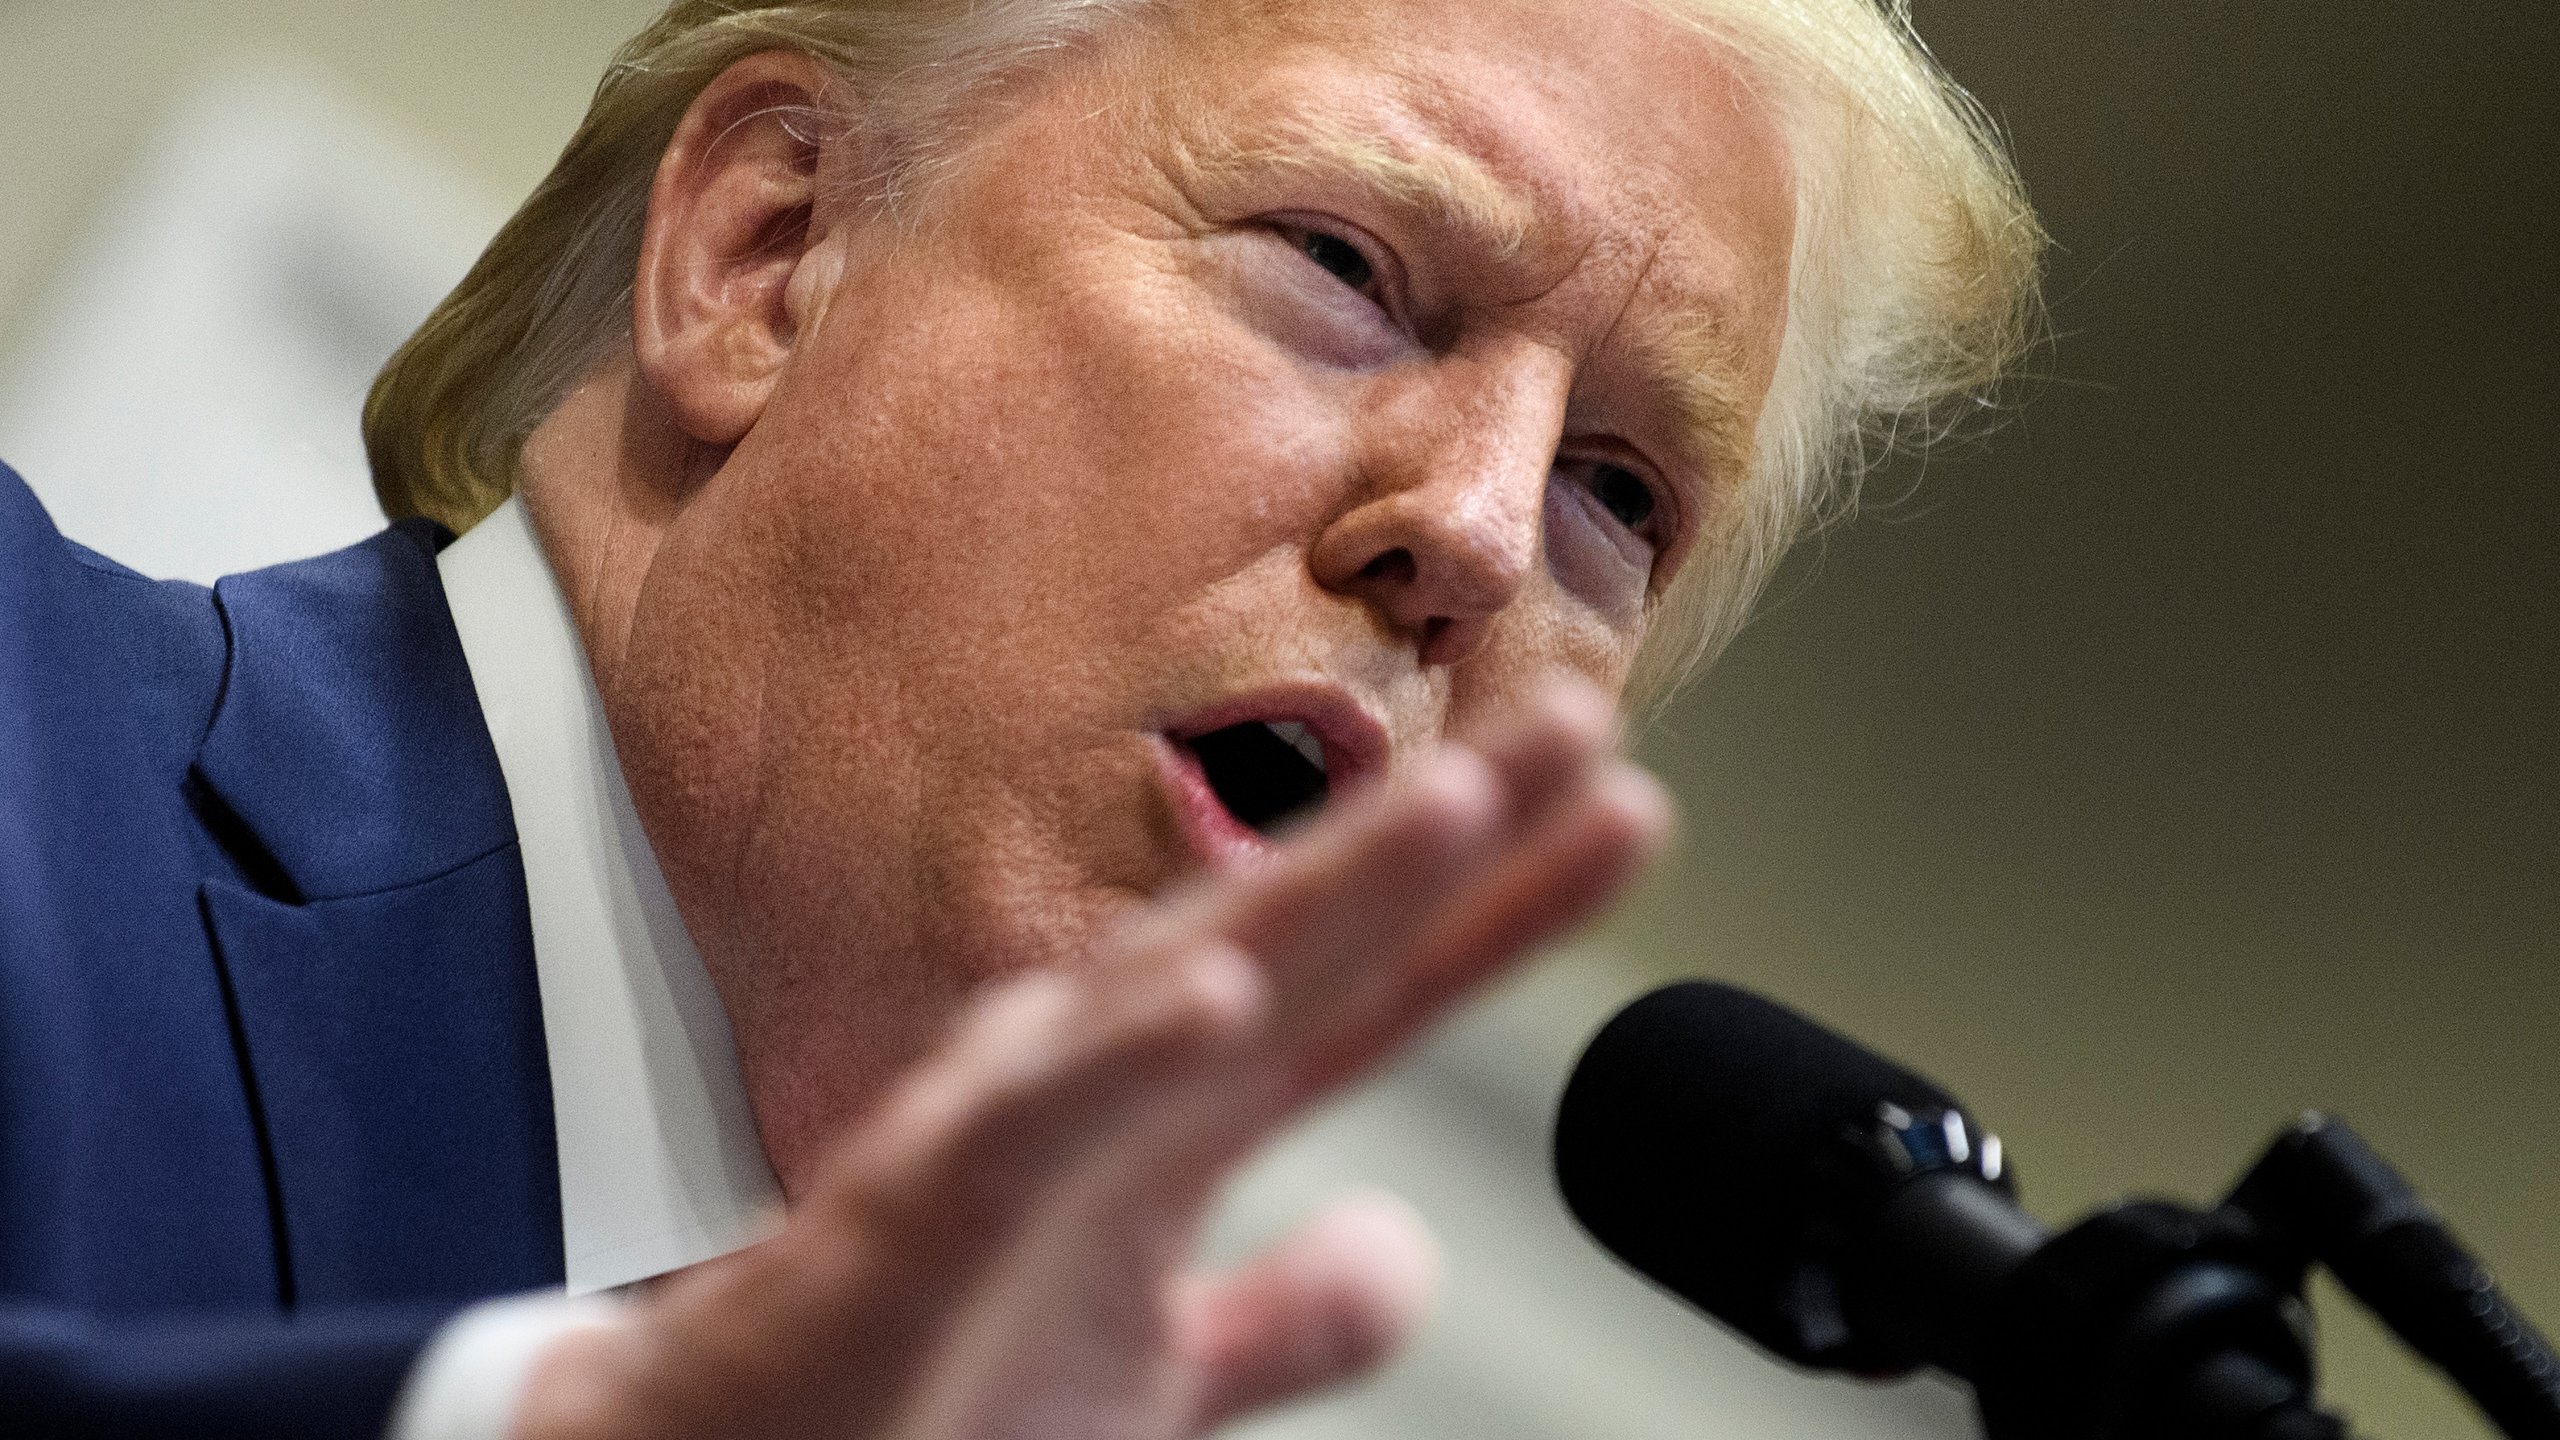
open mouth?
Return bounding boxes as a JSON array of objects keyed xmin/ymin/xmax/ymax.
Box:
[{"xmin": 1182, "ymin": 720, "xmax": 1329, "ymax": 835}]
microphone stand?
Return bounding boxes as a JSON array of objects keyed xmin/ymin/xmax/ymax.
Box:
[
  {"xmin": 1963, "ymin": 1115, "xmax": 2560, "ymax": 1440},
  {"xmin": 1546, "ymin": 985, "xmax": 2556, "ymax": 1440},
  {"xmin": 2228, "ymin": 1116, "xmax": 2560, "ymax": 1440}
]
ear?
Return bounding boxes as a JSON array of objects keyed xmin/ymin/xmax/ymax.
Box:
[{"xmin": 633, "ymin": 51, "xmax": 856, "ymax": 447}]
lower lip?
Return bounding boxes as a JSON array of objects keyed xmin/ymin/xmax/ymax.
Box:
[{"xmin": 1151, "ymin": 734, "xmax": 1274, "ymax": 872}]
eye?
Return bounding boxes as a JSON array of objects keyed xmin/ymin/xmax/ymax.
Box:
[
  {"xmin": 1544, "ymin": 455, "xmax": 1672, "ymax": 618},
  {"xmin": 1287, "ymin": 226, "xmax": 1381, "ymax": 301},
  {"xmin": 1590, "ymin": 463, "xmax": 1658, "ymax": 531}
]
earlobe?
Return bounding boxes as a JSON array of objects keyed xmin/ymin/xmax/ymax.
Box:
[{"xmin": 633, "ymin": 51, "xmax": 854, "ymax": 448}]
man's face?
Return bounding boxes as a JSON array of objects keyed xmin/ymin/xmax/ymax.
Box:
[{"xmin": 611, "ymin": 0, "xmax": 1795, "ymax": 1184}]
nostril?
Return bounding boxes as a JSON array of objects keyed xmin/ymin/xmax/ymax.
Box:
[{"xmin": 1360, "ymin": 548, "xmax": 1417, "ymax": 585}]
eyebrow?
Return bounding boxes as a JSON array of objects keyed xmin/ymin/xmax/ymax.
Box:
[
  {"xmin": 1627, "ymin": 305, "xmax": 1761, "ymax": 495},
  {"xmin": 1168, "ymin": 106, "xmax": 1538, "ymax": 263}
]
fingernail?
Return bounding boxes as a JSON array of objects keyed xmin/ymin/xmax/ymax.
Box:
[
  {"xmin": 1539, "ymin": 675, "xmax": 1618, "ymax": 743},
  {"xmin": 1414, "ymin": 743, "xmax": 1500, "ymax": 821},
  {"xmin": 1600, "ymin": 762, "xmax": 1677, "ymax": 841},
  {"xmin": 1178, "ymin": 940, "xmax": 1268, "ymax": 1041}
]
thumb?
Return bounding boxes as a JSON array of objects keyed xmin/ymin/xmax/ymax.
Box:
[{"xmin": 1176, "ymin": 1191, "xmax": 1439, "ymax": 1432}]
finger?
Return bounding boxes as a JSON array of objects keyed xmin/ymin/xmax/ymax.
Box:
[
  {"xmin": 1092, "ymin": 684, "xmax": 1633, "ymax": 1163},
  {"xmin": 1121, "ymin": 679, "xmax": 1616, "ymax": 1021},
  {"xmin": 1120, "ymin": 696, "xmax": 1639, "ymax": 1145},
  {"xmin": 1133, "ymin": 741, "xmax": 1510, "ymax": 1037},
  {"xmin": 829, "ymin": 942, "xmax": 1262, "ymax": 1249},
  {"xmin": 698, "ymin": 937, "xmax": 1260, "ymax": 1392},
  {"xmin": 597, "ymin": 948, "xmax": 1264, "ymax": 1440},
  {"xmin": 1455, "ymin": 673, "xmax": 1620, "ymax": 829},
  {"xmin": 1217, "ymin": 677, "xmax": 1619, "ymax": 1006},
  {"xmin": 1293, "ymin": 758, "xmax": 1672, "ymax": 1094},
  {"xmin": 1177, "ymin": 1192, "xmax": 1440, "ymax": 1433}
]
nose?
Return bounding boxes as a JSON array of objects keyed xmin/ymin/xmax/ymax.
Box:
[{"xmin": 1310, "ymin": 342, "xmax": 1571, "ymax": 668}]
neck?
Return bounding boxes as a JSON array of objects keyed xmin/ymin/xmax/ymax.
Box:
[
  {"xmin": 514, "ymin": 359, "xmax": 798, "ymax": 1182},
  {"xmin": 515, "ymin": 357, "xmax": 724, "ymax": 697}
]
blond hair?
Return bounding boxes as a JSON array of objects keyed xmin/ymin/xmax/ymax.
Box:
[{"xmin": 365, "ymin": 0, "xmax": 2041, "ymax": 704}]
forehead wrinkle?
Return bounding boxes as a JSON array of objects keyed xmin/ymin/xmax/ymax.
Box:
[
  {"xmin": 1156, "ymin": 42, "xmax": 1763, "ymax": 499},
  {"xmin": 1165, "ymin": 100, "xmax": 1539, "ymax": 262}
]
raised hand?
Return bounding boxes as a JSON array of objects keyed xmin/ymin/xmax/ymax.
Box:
[{"xmin": 511, "ymin": 679, "xmax": 1671, "ymax": 1440}]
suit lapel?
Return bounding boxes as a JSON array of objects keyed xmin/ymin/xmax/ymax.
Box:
[{"xmin": 189, "ymin": 521, "xmax": 565, "ymax": 1305}]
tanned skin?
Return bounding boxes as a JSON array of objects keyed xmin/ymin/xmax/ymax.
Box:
[{"xmin": 508, "ymin": 0, "xmax": 1794, "ymax": 1434}]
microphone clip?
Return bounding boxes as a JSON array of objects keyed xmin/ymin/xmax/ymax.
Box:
[{"xmin": 1972, "ymin": 1195, "xmax": 2325, "ymax": 1440}]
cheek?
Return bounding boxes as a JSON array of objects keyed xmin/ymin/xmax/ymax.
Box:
[
  {"xmin": 783, "ymin": 243, "xmax": 1368, "ymax": 621},
  {"xmin": 1450, "ymin": 584, "xmax": 1643, "ymax": 731},
  {"xmin": 691, "ymin": 232, "xmax": 1394, "ymax": 843}
]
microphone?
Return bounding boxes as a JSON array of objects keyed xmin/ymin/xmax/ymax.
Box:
[
  {"xmin": 1552, "ymin": 982, "xmax": 2346, "ymax": 1439},
  {"xmin": 1550, "ymin": 980, "xmax": 2044, "ymax": 1379}
]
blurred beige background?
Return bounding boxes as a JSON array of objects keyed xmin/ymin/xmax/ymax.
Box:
[{"xmin": 3, "ymin": 2, "xmax": 2553, "ymax": 1437}]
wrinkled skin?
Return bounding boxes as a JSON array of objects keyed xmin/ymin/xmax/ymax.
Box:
[{"xmin": 510, "ymin": 0, "xmax": 1794, "ymax": 1434}]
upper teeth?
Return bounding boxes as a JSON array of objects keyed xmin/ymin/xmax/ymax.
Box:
[{"xmin": 1267, "ymin": 720, "xmax": 1327, "ymax": 774}]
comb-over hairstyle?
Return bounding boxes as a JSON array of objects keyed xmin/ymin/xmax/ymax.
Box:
[{"xmin": 364, "ymin": 0, "xmax": 2042, "ymax": 703}]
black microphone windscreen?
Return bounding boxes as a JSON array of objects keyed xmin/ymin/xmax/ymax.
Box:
[{"xmin": 1553, "ymin": 981, "xmax": 1968, "ymax": 1367}]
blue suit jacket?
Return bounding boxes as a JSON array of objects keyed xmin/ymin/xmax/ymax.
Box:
[{"xmin": 0, "ymin": 461, "xmax": 566, "ymax": 1436}]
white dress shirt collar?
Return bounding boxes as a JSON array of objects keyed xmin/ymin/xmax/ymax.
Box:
[{"xmin": 437, "ymin": 498, "xmax": 782, "ymax": 1295}]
